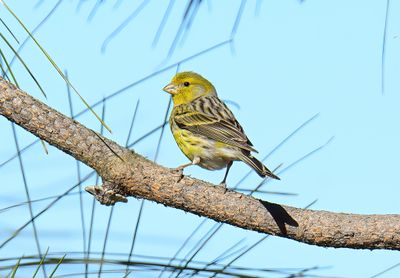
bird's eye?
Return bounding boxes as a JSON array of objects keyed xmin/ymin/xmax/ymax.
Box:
[{"xmin": 183, "ymin": 81, "xmax": 190, "ymax": 87}]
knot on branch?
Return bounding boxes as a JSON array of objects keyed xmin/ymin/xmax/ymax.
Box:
[{"xmin": 85, "ymin": 181, "xmax": 128, "ymax": 206}]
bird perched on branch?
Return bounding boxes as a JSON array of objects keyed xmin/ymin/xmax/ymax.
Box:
[{"xmin": 163, "ymin": 71, "xmax": 279, "ymax": 186}]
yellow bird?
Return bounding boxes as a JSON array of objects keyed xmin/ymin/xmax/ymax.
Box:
[{"xmin": 163, "ymin": 72, "xmax": 279, "ymax": 186}]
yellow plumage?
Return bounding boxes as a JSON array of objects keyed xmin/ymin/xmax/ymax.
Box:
[{"xmin": 163, "ymin": 71, "xmax": 279, "ymax": 186}]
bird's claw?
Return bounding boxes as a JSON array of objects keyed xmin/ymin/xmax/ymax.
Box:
[
  {"xmin": 219, "ymin": 181, "xmax": 227, "ymax": 188},
  {"xmin": 173, "ymin": 166, "xmax": 185, "ymax": 173},
  {"xmin": 218, "ymin": 182, "xmax": 229, "ymax": 193},
  {"xmin": 171, "ymin": 167, "xmax": 184, "ymax": 182}
]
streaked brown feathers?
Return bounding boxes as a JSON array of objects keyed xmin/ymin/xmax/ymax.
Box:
[{"xmin": 172, "ymin": 95, "xmax": 257, "ymax": 152}]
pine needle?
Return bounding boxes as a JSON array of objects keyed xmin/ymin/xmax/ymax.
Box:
[{"xmin": 1, "ymin": 0, "xmax": 112, "ymax": 133}]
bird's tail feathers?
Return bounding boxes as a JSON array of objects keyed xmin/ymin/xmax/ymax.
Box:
[{"xmin": 239, "ymin": 154, "xmax": 280, "ymax": 180}]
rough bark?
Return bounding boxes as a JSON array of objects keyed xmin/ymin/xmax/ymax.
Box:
[{"xmin": 1, "ymin": 78, "xmax": 399, "ymax": 250}]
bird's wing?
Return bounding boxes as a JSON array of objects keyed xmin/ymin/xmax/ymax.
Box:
[{"xmin": 174, "ymin": 97, "xmax": 257, "ymax": 152}]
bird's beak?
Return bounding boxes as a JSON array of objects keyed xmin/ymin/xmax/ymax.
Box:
[{"xmin": 163, "ymin": 83, "xmax": 177, "ymax": 95}]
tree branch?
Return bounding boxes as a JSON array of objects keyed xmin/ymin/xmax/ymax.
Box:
[{"xmin": 1, "ymin": 78, "xmax": 399, "ymax": 250}]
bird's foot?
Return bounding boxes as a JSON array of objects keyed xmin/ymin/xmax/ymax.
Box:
[
  {"xmin": 170, "ymin": 167, "xmax": 184, "ymax": 182},
  {"xmin": 218, "ymin": 182, "xmax": 229, "ymax": 193}
]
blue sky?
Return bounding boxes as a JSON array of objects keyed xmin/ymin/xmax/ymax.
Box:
[{"xmin": 0, "ymin": 0, "xmax": 399, "ymax": 277}]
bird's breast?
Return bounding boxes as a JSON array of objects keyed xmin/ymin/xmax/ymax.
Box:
[{"xmin": 171, "ymin": 125, "xmax": 240, "ymax": 170}]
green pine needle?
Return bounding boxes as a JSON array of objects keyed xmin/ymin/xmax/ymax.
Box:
[
  {"xmin": 0, "ymin": 32, "xmax": 47, "ymax": 98},
  {"xmin": 10, "ymin": 256, "xmax": 22, "ymax": 278},
  {"xmin": 1, "ymin": 0, "xmax": 112, "ymax": 133},
  {"xmin": 49, "ymin": 254, "xmax": 66, "ymax": 278},
  {"xmin": 0, "ymin": 48, "xmax": 18, "ymax": 86},
  {"xmin": 32, "ymin": 247, "xmax": 49, "ymax": 278}
]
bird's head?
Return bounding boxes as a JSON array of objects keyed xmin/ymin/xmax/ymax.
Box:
[{"xmin": 163, "ymin": 72, "xmax": 217, "ymax": 105}]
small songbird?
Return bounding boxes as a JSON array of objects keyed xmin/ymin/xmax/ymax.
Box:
[{"xmin": 163, "ymin": 71, "xmax": 279, "ymax": 186}]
